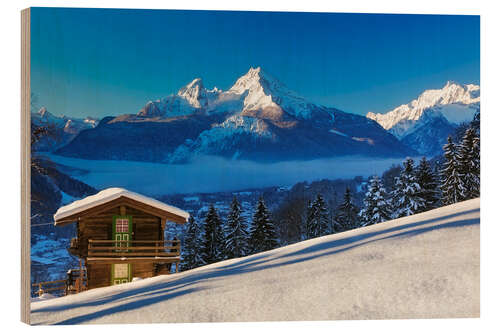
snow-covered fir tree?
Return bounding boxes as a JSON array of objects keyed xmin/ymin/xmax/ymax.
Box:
[
  {"xmin": 359, "ymin": 176, "xmax": 391, "ymax": 226},
  {"xmin": 201, "ymin": 204, "xmax": 225, "ymax": 264},
  {"xmin": 471, "ymin": 109, "xmax": 480, "ymax": 135},
  {"xmin": 391, "ymin": 158, "xmax": 426, "ymax": 218},
  {"xmin": 305, "ymin": 194, "xmax": 330, "ymax": 238},
  {"xmin": 304, "ymin": 199, "xmax": 314, "ymax": 239},
  {"xmin": 472, "ymin": 133, "xmax": 480, "ymax": 187},
  {"xmin": 458, "ymin": 128, "xmax": 480, "ymax": 200},
  {"xmin": 181, "ymin": 216, "xmax": 206, "ymax": 271},
  {"xmin": 441, "ymin": 136, "xmax": 466, "ymax": 205},
  {"xmin": 334, "ymin": 187, "xmax": 359, "ymax": 231},
  {"xmin": 224, "ymin": 196, "xmax": 249, "ymax": 259},
  {"xmin": 249, "ymin": 197, "xmax": 278, "ymax": 254},
  {"xmin": 415, "ymin": 157, "xmax": 440, "ymax": 212}
]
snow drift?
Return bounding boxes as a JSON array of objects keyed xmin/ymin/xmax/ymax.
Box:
[{"xmin": 31, "ymin": 198, "xmax": 479, "ymax": 324}]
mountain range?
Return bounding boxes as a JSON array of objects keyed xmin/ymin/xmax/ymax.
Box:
[
  {"xmin": 367, "ymin": 81, "xmax": 480, "ymax": 155},
  {"xmin": 31, "ymin": 107, "xmax": 99, "ymax": 151},
  {"xmin": 55, "ymin": 67, "xmax": 414, "ymax": 163}
]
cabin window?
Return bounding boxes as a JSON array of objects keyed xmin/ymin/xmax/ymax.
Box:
[{"xmin": 116, "ymin": 219, "xmax": 129, "ymax": 233}]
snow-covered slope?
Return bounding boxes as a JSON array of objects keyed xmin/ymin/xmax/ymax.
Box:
[
  {"xmin": 31, "ymin": 199, "xmax": 479, "ymax": 324},
  {"xmin": 366, "ymin": 82, "xmax": 479, "ymax": 156},
  {"xmin": 56, "ymin": 67, "xmax": 414, "ymax": 163}
]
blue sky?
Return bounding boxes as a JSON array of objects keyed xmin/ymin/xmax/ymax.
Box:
[{"xmin": 30, "ymin": 8, "xmax": 480, "ymax": 119}]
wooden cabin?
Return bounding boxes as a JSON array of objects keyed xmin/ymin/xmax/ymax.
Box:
[{"xmin": 53, "ymin": 187, "xmax": 189, "ymax": 291}]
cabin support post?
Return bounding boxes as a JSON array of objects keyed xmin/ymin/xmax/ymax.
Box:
[{"xmin": 78, "ymin": 259, "xmax": 83, "ymax": 293}]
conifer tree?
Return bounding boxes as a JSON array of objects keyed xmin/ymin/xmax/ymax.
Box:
[
  {"xmin": 335, "ymin": 187, "xmax": 360, "ymax": 231},
  {"xmin": 249, "ymin": 197, "xmax": 278, "ymax": 254},
  {"xmin": 202, "ymin": 204, "xmax": 225, "ymax": 264},
  {"xmin": 472, "ymin": 133, "xmax": 480, "ymax": 188},
  {"xmin": 224, "ymin": 196, "xmax": 249, "ymax": 259},
  {"xmin": 359, "ymin": 176, "xmax": 391, "ymax": 226},
  {"xmin": 305, "ymin": 194, "xmax": 330, "ymax": 238},
  {"xmin": 304, "ymin": 199, "xmax": 315, "ymax": 239},
  {"xmin": 441, "ymin": 136, "xmax": 466, "ymax": 205},
  {"xmin": 415, "ymin": 157, "xmax": 440, "ymax": 212},
  {"xmin": 181, "ymin": 216, "xmax": 206, "ymax": 271},
  {"xmin": 391, "ymin": 158, "xmax": 426, "ymax": 218},
  {"xmin": 458, "ymin": 128, "xmax": 480, "ymax": 200},
  {"xmin": 471, "ymin": 109, "xmax": 480, "ymax": 134}
]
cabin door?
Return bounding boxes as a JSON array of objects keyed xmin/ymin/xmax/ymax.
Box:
[
  {"xmin": 113, "ymin": 215, "xmax": 132, "ymax": 251},
  {"xmin": 111, "ymin": 263, "xmax": 131, "ymax": 285},
  {"xmin": 112, "ymin": 215, "xmax": 132, "ymax": 284}
]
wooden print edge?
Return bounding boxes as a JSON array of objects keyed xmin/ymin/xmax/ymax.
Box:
[{"xmin": 21, "ymin": 7, "xmax": 31, "ymax": 325}]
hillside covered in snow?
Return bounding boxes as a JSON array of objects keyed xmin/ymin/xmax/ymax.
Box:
[{"xmin": 30, "ymin": 198, "xmax": 479, "ymax": 324}]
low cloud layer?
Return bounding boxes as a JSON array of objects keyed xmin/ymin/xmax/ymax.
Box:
[{"xmin": 44, "ymin": 154, "xmax": 414, "ymax": 196}]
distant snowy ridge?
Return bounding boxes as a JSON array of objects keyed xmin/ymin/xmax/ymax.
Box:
[
  {"xmin": 367, "ymin": 81, "xmax": 479, "ymax": 138},
  {"xmin": 33, "ymin": 107, "xmax": 99, "ymax": 132},
  {"xmin": 32, "ymin": 107, "xmax": 99, "ymax": 151},
  {"xmin": 367, "ymin": 81, "xmax": 479, "ymax": 135},
  {"xmin": 366, "ymin": 81, "xmax": 480, "ymax": 156}
]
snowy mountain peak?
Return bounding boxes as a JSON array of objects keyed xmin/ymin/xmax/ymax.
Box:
[
  {"xmin": 229, "ymin": 66, "xmax": 270, "ymax": 94},
  {"xmin": 366, "ymin": 81, "xmax": 480, "ymax": 132},
  {"xmin": 34, "ymin": 107, "xmax": 60, "ymax": 123},
  {"xmin": 134, "ymin": 67, "xmax": 323, "ymax": 120},
  {"xmin": 227, "ymin": 67, "xmax": 318, "ymax": 119},
  {"xmin": 37, "ymin": 107, "xmax": 49, "ymax": 117},
  {"xmin": 177, "ymin": 78, "xmax": 208, "ymax": 108}
]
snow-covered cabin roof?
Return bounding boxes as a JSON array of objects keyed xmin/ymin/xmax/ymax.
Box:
[{"xmin": 54, "ymin": 187, "xmax": 189, "ymax": 224}]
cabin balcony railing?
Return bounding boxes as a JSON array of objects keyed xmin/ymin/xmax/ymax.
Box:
[
  {"xmin": 32, "ymin": 268, "xmax": 87, "ymax": 297},
  {"xmin": 87, "ymin": 239, "xmax": 181, "ymax": 258},
  {"xmin": 32, "ymin": 279, "xmax": 67, "ymax": 297}
]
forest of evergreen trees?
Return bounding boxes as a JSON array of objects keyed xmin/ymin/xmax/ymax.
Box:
[{"xmin": 180, "ymin": 111, "xmax": 480, "ymax": 272}]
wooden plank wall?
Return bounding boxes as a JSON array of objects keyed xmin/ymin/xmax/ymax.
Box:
[
  {"xmin": 133, "ymin": 262, "xmax": 155, "ymax": 279},
  {"xmin": 81, "ymin": 205, "xmax": 164, "ymax": 289},
  {"xmin": 87, "ymin": 263, "xmax": 111, "ymax": 289},
  {"xmin": 78, "ymin": 205, "xmax": 163, "ymax": 256}
]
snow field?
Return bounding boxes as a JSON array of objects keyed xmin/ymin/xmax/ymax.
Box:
[{"xmin": 31, "ymin": 198, "xmax": 479, "ymax": 324}]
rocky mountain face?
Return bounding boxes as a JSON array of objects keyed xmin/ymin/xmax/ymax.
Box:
[
  {"xmin": 56, "ymin": 67, "xmax": 414, "ymax": 163},
  {"xmin": 31, "ymin": 107, "xmax": 99, "ymax": 152},
  {"xmin": 367, "ymin": 81, "xmax": 480, "ymax": 156}
]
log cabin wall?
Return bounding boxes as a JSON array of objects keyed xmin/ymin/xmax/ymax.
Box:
[
  {"xmin": 132, "ymin": 262, "xmax": 155, "ymax": 279},
  {"xmin": 77, "ymin": 205, "xmax": 164, "ymax": 258},
  {"xmin": 77, "ymin": 204, "xmax": 164, "ymax": 289},
  {"xmin": 86, "ymin": 263, "xmax": 111, "ymax": 289}
]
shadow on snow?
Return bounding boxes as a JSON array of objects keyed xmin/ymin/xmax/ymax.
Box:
[{"xmin": 32, "ymin": 207, "xmax": 479, "ymax": 324}]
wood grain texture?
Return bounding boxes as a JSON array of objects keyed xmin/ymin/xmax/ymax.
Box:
[{"xmin": 21, "ymin": 7, "xmax": 31, "ymax": 325}]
